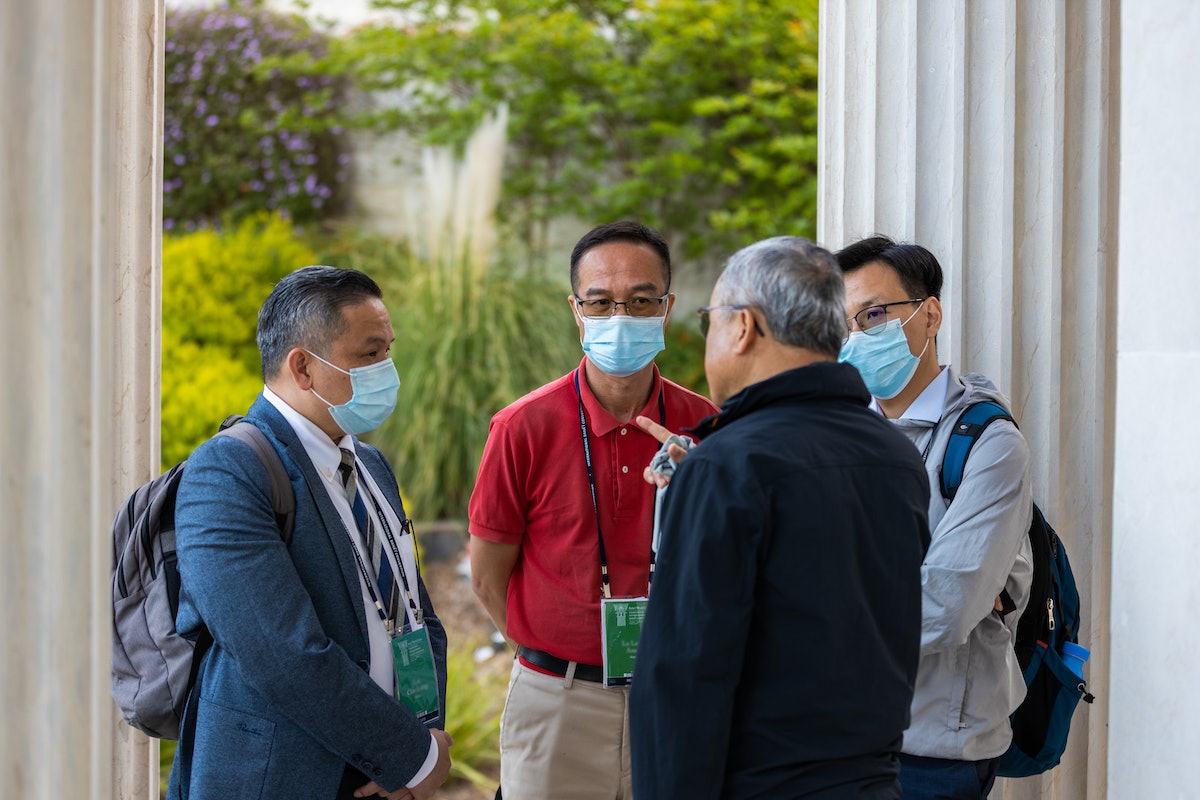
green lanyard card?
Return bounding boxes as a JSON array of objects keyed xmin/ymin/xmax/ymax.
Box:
[
  {"xmin": 601, "ymin": 597, "xmax": 648, "ymax": 687},
  {"xmin": 391, "ymin": 625, "xmax": 441, "ymax": 727}
]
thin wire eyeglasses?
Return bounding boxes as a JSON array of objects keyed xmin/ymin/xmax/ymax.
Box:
[
  {"xmin": 574, "ymin": 294, "xmax": 669, "ymax": 318},
  {"xmin": 697, "ymin": 305, "xmax": 765, "ymax": 337},
  {"xmin": 845, "ymin": 299, "xmax": 926, "ymax": 337}
]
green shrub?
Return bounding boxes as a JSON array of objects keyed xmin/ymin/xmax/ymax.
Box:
[
  {"xmin": 372, "ymin": 248, "xmax": 578, "ymax": 522},
  {"xmin": 164, "ymin": 1, "xmax": 349, "ymax": 231},
  {"xmin": 658, "ymin": 320, "xmax": 709, "ymax": 398},
  {"xmin": 444, "ymin": 643, "xmax": 506, "ymax": 792},
  {"xmin": 368, "ymin": 112, "xmax": 579, "ymax": 522},
  {"xmin": 162, "ymin": 212, "xmax": 316, "ymax": 467}
]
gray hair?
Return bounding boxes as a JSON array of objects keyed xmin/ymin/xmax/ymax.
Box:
[{"xmin": 713, "ymin": 236, "xmax": 845, "ymax": 358}]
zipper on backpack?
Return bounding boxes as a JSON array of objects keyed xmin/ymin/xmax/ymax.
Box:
[{"xmin": 1047, "ymin": 597, "xmax": 1055, "ymax": 631}]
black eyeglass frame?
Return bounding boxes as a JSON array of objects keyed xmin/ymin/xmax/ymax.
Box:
[
  {"xmin": 697, "ymin": 305, "xmax": 766, "ymax": 337},
  {"xmin": 845, "ymin": 298, "xmax": 926, "ymax": 337},
  {"xmin": 573, "ymin": 294, "xmax": 670, "ymax": 318}
]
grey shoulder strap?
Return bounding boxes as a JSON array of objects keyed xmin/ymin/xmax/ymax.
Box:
[{"xmin": 215, "ymin": 421, "xmax": 296, "ymax": 543}]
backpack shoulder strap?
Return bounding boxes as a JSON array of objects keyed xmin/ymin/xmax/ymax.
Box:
[
  {"xmin": 215, "ymin": 417, "xmax": 296, "ymax": 542},
  {"xmin": 939, "ymin": 400, "xmax": 1014, "ymax": 501}
]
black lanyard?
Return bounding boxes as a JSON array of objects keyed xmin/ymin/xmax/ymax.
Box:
[
  {"xmin": 573, "ymin": 369, "xmax": 665, "ymax": 598},
  {"xmin": 344, "ymin": 465, "xmax": 422, "ymax": 634}
]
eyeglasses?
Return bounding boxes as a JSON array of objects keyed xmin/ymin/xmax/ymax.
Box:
[
  {"xmin": 574, "ymin": 294, "xmax": 669, "ymax": 318},
  {"xmin": 846, "ymin": 299, "xmax": 925, "ymax": 336},
  {"xmin": 697, "ymin": 305, "xmax": 765, "ymax": 337}
]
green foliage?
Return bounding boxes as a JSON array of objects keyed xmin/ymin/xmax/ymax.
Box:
[
  {"xmin": 162, "ymin": 213, "xmax": 316, "ymax": 467},
  {"xmin": 307, "ymin": 226, "xmax": 414, "ymax": 286},
  {"xmin": 319, "ymin": 0, "xmax": 818, "ymax": 260},
  {"xmin": 364, "ymin": 110, "xmax": 579, "ymax": 522},
  {"xmin": 443, "ymin": 643, "xmax": 506, "ymax": 792},
  {"xmin": 657, "ymin": 319, "xmax": 709, "ymax": 398},
  {"xmin": 371, "ymin": 247, "xmax": 578, "ymax": 522},
  {"xmin": 164, "ymin": 1, "xmax": 350, "ymax": 231},
  {"xmin": 161, "ymin": 739, "xmax": 176, "ymax": 795}
]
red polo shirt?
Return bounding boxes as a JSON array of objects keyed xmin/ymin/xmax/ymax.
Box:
[{"xmin": 468, "ymin": 358, "xmax": 718, "ymax": 666}]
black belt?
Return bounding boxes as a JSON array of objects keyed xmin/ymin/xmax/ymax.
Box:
[{"xmin": 518, "ymin": 646, "xmax": 604, "ymax": 683}]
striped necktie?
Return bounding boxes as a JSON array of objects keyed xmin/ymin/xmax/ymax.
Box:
[{"xmin": 339, "ymin": 447, "xmax": 394, "ymax": 608}]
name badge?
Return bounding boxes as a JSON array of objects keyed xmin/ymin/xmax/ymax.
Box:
[
  {"xmin": 601, "ymin": 597, "xmax": 648, "ymax": 687},
  {"xmin": 391, "ymin": 625, "xmax": 441, "ymax": 727}
]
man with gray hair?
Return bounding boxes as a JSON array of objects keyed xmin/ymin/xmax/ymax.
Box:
[{"xmin": 629, "ymin": 237, "xmax": 930, "ymax": 799}]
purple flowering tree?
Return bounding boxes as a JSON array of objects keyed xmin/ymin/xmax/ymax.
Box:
[{"xmin": 164, "ymin": 2, "xmax": 351, "ymax": 230}]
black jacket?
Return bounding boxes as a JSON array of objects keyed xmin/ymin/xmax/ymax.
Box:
[{"xmin": 630, "ymin": 362, "xmax": 930, "ymax": 799}]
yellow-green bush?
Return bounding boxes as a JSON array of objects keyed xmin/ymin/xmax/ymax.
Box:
[
  {"xmin": 162, "ymin": 212, "xmax": 316, "ymax": 467},
  {"xmin": 444, "ymin": 642, "xmax": 505, "ymax": 792}
]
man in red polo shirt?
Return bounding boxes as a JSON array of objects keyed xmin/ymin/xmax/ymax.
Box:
[{"xmin": 468, "ymin": 220, "xmax": 718, "ymax": 799}]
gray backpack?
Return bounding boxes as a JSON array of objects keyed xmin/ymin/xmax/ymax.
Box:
[{"xmin": 111, "ymin": 416, "xmax": 295, "ymax": 739}]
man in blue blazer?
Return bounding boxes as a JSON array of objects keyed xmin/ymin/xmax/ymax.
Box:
[{"xmin": 168, "ymin": 266, "xmax": 451, "ymax": 800}]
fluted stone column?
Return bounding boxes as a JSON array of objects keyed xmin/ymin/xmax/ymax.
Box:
[
  {"xmin": 1109, "ymin": 2, "xmax": 1200, "ymax": 797},
  {"xmin": 819, "ymin": 3, "xmax": 1117, "ymax": 797},
  {"xmin": 0, "ymin": 1, "xmax": 163, "ymax": 798}
]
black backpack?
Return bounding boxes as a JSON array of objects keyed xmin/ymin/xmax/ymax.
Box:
[
  {"xmin": 940, "ymin": 401, "xmax": 1095, "ymax": 777},
  {"xmin": 111, "ymin": 415, "xmax": 295, "ymax": 739}
]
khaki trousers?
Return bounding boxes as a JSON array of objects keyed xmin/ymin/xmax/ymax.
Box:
[{"xmin": 499, "ymin": 659, "xmax": 632, "ymax": 800}]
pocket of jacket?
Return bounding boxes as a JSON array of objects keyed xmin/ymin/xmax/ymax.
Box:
[
  {"xmin": 190, "ymin": 696, "xmax": 276, "ymax": 797},
  {"xmin": 946, "ymin": 645, "xmax": 970, "ymax": 729}
]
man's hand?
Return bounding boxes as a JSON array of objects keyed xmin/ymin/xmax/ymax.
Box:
[
  {"xmin": 354, "ymin": 729, "xmax": 454, "ymax": 800},
  {"xmin": 635, "ymin": 415, "xmax": 690, "ymax": 488},
  {"xmin": 353, "ymin": 784, "xmax": 411, "ymax": 799},
  {"xmin": 409, "ymin": 729, "xmax": 454, "ymax": 800}
]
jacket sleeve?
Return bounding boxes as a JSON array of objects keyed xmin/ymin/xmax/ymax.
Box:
[
  {"xmin": 176, "ymin": 435, "xmax": 434, "ymax": 791},
  {"xmin": 629, "ymin": 457, "xmax": 765, "ymax": 800},
  {"xmin": 921, "ymin": 419, "xmax": 1033, "ymax": 654}
]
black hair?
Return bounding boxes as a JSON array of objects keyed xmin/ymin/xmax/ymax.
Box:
[
  {"xmin": 256, "ymin": 265, "xmax": 383, "ymax": 381},
  {"xmin": 569, "ymin": 220, "xmax": 671, "ymax": 294},
  {"xmin": 834, "ymin": 235, "xmax": 944, "ymax": 300}
]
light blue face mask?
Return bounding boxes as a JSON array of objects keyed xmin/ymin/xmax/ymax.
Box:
[
  {"xmin": 578, "ymin": 313, "xmax": 666, "ymax": 378},
  {"xmin": 839, "ymin": 308, "xmax": 929, "ymax": 400},
  {"xmin": 307, "ymin": 351, "xmax": 401, "ymax": 435}
]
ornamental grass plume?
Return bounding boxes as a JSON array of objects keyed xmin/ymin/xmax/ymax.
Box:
[{"xmin": 369, "ymin": 106, "xmax": 578, "ymax": 522}]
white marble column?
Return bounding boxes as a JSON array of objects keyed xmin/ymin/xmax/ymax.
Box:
[
  {"xmin": 0, "ymin": 1, "xmax": 163, "ymax": 798},
  {"xmin": 1109, "ymin": 2, "xmax": 1200, "ymax": 797},
  {"xmin": 819, "ymin": 2, "xmax": 1117, "ymax": 797}
]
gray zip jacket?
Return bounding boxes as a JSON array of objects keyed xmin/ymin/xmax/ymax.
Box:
[{"xmin": 887, "ymin": 367, "xmax": 1033, "ymax": 760}]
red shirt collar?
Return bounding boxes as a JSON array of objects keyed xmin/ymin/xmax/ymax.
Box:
[{"xmin": 576, "ymin": 357, "xmax": 664, "ymax": 437}]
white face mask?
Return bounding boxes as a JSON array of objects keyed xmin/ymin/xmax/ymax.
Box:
[{"xmin": 578, "ymin": 314, "xmax": 666, "ymax": 377}]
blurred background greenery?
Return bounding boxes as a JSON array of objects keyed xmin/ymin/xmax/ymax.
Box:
[{"xmin": 158, "ymin": 0, "xmax": 817, "ymax": 793}]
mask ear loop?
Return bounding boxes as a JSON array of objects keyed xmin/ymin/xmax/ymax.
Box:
[{"xmin": 899, "ymin": 299, "xmax": 931, "ymax": 360}]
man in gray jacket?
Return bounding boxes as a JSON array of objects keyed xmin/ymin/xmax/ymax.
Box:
[{"xmin": 836, "ymin": 236, "xmax": 1033, "ymax": 800}]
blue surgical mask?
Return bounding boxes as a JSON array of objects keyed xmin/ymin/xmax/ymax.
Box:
[
  {"xmin": 578, "ymin": 314, "xmax": 666, "ymax": 378},
  {"xmin": 307, "ymin": 351, "xmax": 401, "ymax": 434},
  {"xmin": 839, "ymin": 307, "xmax": 929, "ymax": 400}
]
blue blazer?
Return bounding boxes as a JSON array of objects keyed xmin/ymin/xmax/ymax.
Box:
[{"xmin": 167, "ymin": 395, "xmax": 447, "ymax": 800}]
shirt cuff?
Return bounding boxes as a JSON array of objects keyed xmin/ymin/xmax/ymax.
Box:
[{"xmin": 405, "ymin": 732, "xmax": 438, "ymax": 788}]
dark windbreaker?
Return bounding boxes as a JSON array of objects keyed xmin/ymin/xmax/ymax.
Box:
[{"xmin": 630, "ymin": 361, "xmax": 931, "ymax": 800}]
